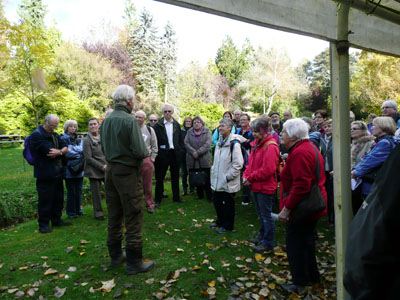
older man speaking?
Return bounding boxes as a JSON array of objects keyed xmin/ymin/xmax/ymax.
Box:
[{"xmin": 101, "ymin": 85, "xmax": 154, "ymax": 275}]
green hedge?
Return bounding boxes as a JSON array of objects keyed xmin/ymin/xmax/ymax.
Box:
[{"xmin": 0, "ymin": 180, "xmax": 93, "ymax": 228}]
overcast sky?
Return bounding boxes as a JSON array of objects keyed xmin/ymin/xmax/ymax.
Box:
[{"xmin": 4, "ymin": 0, "xmax": 329, "ymax": 69}]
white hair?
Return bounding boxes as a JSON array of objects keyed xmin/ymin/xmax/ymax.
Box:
[
  {"xmin": 135, "ymin": 110, "xmax": 146, "ymax": 118},
  {"xmin": 63, "ymin": 119, "xmax": 78, "ymax": 133},
  {"xmin": 45, "ymin": 114, "xmax": 59, "ymax": 123},
  {"xmin": 234, "ymin": 109, "xmax": 242, "ymax": 115},
  {"xmin": 283, "ymin": 118, "xmax": 309, "ymax": 140},
  {"xmin": 382, "ymin": 100, "xmax": 398, "ymax": 112},
  {"xmin": 112, "ymin": 85, "xmax": 135, "ymax": 105},
  {"xmin": 161, "ymin": 103, "xmax": 174, "ymax": 113}
]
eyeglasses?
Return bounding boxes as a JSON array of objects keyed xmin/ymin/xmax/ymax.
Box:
[
  {"xmin": 149, "ymin": 120, "xmax": 157, "ymax": 122},
  {"xmin": 164, "ymin": 110, "xmax": 172, "ymax": 113},
  {"xmin": 350, "ymin": 128, "xmax": 361, "ymax": 131},
  {"xmin": 382, "ymin": 106, "xmax": 394, "ymax": 110}
]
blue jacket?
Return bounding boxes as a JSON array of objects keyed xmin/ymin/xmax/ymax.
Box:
[
  {"xmin": 30, "ymin": 126, "xmax": 67, "ymax": 179},
  {"xmin": 61, "ymin": 133, "xmax": 84, "ymax": 178},
  {"xmin": 353, "ymin": 135, "xmax": 399, "ymax": 195}
]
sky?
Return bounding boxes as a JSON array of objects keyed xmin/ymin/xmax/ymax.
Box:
[{"xmin": 4, "ymin": 0, "xmax": 329, "ymax": 69}]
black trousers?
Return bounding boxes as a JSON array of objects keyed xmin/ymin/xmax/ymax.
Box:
[
  {"xmin": 212, "ymin": 191, "xmax": 235, "ymax": 230},
  {"xmin": 155, "ymin": 150, "xmax": 180, "ymax": 203},
  {"xmin": 192, "ymin": 168, "xmax": 212, "ymax": 200},
  {"xmin": 286, "ymin": 221, "xmax": 320, "ymax": 286},
  {"xmin": 36, "ymin": 178, "xmax": 64, "ymax": 227},
  {"xmin": 325, "ymin": 171, "xmax": 334, "ymax": 224}
]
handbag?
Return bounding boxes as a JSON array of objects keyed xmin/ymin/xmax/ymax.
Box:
[
  {"xmin": 289, "ymin": 145, "xmax": 326, "ymax": 223},
  {"xmin": 188, "ymin": 158, "xmax": 207, "ymax": 187},
  {"xmin": 67, "ymin": 153, "xmax": 85, "ymax": 175}
]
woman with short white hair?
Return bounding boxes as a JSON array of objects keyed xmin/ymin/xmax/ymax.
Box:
[
  {"xmin": 61, "ymin": 119, "xmax": 85, "ymax": 219},
  {"xmin": 278, "ymin": 118, "xmax": 327, "ymax": 293},
  {"xmin": 210, "ymin": 118, "xmax": 243, "ymax": 234}
]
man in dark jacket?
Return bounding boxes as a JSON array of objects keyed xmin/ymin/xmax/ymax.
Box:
[
  {"xmin": 100, "ymin": 85, "xmax": 154, "ymax": 275},
  {"xmin": 153, "ymin": 104, "xmax": 186, "ymax": 207},
  {"xmin": 344, "ymin": 144, "xmax": 400, "ymax": 300},
  {"xmin": 29, "ymin": 114, "xmax": 70, "ymax": 234}
]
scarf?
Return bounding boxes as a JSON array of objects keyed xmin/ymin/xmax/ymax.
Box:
[{"xmin": 351, "ymin": 135, "xmax": 374, "ymax": 164}]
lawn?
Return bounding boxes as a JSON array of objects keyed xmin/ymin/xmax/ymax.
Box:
[{"xmin": 0, "ymin": 146, "xmax": 337, "ymax": 299}]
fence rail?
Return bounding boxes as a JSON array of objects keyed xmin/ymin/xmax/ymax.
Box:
[{"xmin": 0, "ymin": 135, "xmax": 24, "ymax": 145}]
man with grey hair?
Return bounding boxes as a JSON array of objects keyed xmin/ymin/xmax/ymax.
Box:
[
  {"xmin": 233, "ymin": 109, "xmax": 243, "ymax": 129},
  {"xmin": 101, "ymin": 85, "xmax": 154, "ymax": 275},
  {"xmin": 153, "ymin": 103, "xmax": 186, "ymax": 207},
  {"xmin": 148, "ymin": 114, "xmax": 159, "ymax": 127},
  {"xmin": 135, "ymin": 110, "xmax": 158, "ymax": 214},
  {"xmin": 29, "ymin": 114, "xmax": 70, "ymax": 233},
  {"xmin": 382, "ymin": 99, "xmax": 400, "ymax": 128}
]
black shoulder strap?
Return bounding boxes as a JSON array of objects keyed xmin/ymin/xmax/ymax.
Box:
[{"xmin": 312, "ymin": 144, "xmax": 320, "ymax": 184}]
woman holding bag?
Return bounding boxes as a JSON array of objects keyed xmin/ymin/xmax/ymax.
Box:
[
  {"xmin": 184, "ymin": 116, "xmax": 212, "ymax": 201},
  {"xmin": 277, "ymin": 118, "xmax": 327, "ymax": 293}
]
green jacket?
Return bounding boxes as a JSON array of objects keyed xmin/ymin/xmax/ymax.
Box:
[{"xmin": 100, "ymin": 104, "xmax": 148, "ymax": 167}]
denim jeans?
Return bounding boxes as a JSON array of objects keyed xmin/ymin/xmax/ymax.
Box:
[
  {"xmin": 65, "ymin": 177, "xmax": 83, "ymax": 217},
  {"xmin": 253, "ymin": 192, "xmax": 275, "ymax": 247}
]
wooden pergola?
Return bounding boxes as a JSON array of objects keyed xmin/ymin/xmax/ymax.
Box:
[{"xmin": 154, "ymin": 1, "xmax": 400, "ymax": 299}]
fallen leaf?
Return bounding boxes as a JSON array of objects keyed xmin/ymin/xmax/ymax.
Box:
[
  {"xmin": 44, "ymin": 268, "xmax": 58, "ymax": 275},
  {"xmin": 15, "ymin": 291, "xmax": 24, "ymax": 298},
  {"xmin": 208, "ymin": 280, "xmax": 216, "ymax": 287},
  {"xmin": 8, "ymin": 288, "xmax": 18, "ymax": 294},
  {"xmin": 173, "ymin": 229, "xmax": 181, "ymax": 232},
  {"xmin": 113, "ymin": 290, "xmax": 122, "ymax": 298},
  {"xmin": 101, "ymin": 279, "xmax": 115, "ymax": 293},
  {"xmin": 217, "ymin": 277, "xmax": 225, "ymax": 283},
  {"xmin": 153, "ymin": 292, "xmax": 164, "ymax": 299},
  {"xmin": 80, "ymin": 240, "xmax": 89, "ymax": 244},
  {"xmin": 264, "ymin": 257, "xmax": 272, "ymax": 265},
  {"xmin": 41, "ymin": 256, "xmax": 48, "ymax": 260},
  {"xmin": 208, "ymin": 265, "xmax": 216, "ymax": 271},
  {"xmin": 145, "ymin": 278, "xmax": 154, "ymax": 284},
  {"xmin": 205, "ymin": 243, "xmax": 213, "ymax": 247},
  {"xmin": 80, "ymin": 252, "xmax": 85, "ymax": 256},
  {"xmin": 176, "ymin": 248, "xmax": 184, "ymax": 252},
  {"xmin": 0, "ymin": 263, "xmax": 3, "ymax": 269},
  {"xmin": 81, "ymin": 282, "xmax": 88, "ymax": 286},
  {"xmin": 165, "ymin": 230, "xmax": 172, "ymax": 236},
  {"xmin": 259, "ymin": 288, "xmax": 270, "ymax": 296},
  {"xmin": 255, "ymin": 254, "xmax": 265, "ymax": 261},
  {"xmin": 42, "ymin": 262, "xmax": 49, "ymax": 268},
  {"xmin": 53, "ymin": 286, "xmax": 66, "ymax": 298},
  {"xmin": 207, "ymin": 287, "xmax": 216, "ymax": 295},
  {"xmin": 67, "ymin": 266, "xmax": 77, "ymax": 272},
  {"xmin": 18, "ymin": 266, "xmax": 28, "ymax": 271},
  {"xmin": 27, "ymin": 288, "xmax": 35, "ymax": 296},
  {"xmin": 66, "ymin": 247, "xmax": 73, "ymax": 254}
]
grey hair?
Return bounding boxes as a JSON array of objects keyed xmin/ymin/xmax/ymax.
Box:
[
  {"xmin": 136, "ymin": 110, "xmax": 146, "ymax": 118},
  {"xmin": 193, "ymin": 116, "xmax": 205, "ymax": 126},
  {"xmin": 149, "ymin": 114, "xmax": 158, "ymax": 120},
  {"xmin": 250, "ymin": 117, "xmax": 271, "ymax": 134},
  {"xmin": 382, "ymin": 100, "xmax": 398, "ymax": 112},
  {"xmin": 234, "ymin": 109, "xmax": 243, "ymax": 115},
  {"xmin": 45, "ymin": 114, "xmax": 59, "ymax": 123},
  {"xmin": 112, "ymin": 85, "xmax": 135, "ymax": 105},
  {"xmin": 219, "ymin": 118, "xmax": 234, "ymax": 129},
  {"xmin": 283, "ymin": 118, "xmax": 309, "ymax": 140},
  {"xmin": 63, "ymin": 119, "xmax": 78, "ymax": 133},
  {"xmin": 161, "ymin": 103, "xmax": 174, "ymax": 113},
  {"xmin": 301, "ymin": 117, "xmax": 313, "ymax": 133}
]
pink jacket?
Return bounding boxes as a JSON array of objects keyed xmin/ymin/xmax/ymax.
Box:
[{"xmin": 243, "ymin": 134, "xmax": 279, "ymax": 194}]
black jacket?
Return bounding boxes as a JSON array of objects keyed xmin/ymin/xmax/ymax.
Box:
[
  {"xmin": 344, "ymin": 144, "xmax": 400, "ymax": 300},
  {"xmin": 30, "ymin": 125, "xmax": 67, "ymax": 179},
  {"xmin": 153, "ymin": 117, "xmax": 185, "ymax": 162}
]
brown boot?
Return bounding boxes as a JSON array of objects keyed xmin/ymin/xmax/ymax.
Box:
[
  {"xmin": 110, "ymin": 253, "xmax": 126, "ymax": 268},
  {"xmin": 108, "ymin": 243, "xmax": 126, "ymax": 268}
]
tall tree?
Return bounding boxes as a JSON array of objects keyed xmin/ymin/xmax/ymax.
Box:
[
  {"xmin": 215, "ymin": 36, "xmax": 253, "ymax": 89},
  {"xmin": 17, "ymin": 0, "xmax": 46, "ymax": 28},
  {"xmin": 239, "ymin": 47, "xmax": 307, "ymax": 114},
  {"xmin": 159, "ymin": 22, "xmax": 177, "ymax": 103},
  {"xmin": 128, "ymin": 8, "xmax": 159, "ymax": 96}
]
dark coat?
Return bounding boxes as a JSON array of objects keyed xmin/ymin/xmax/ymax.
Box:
[
  {"xmin": 29, "ymin": 125, "xmax": 67, "ymax": 179},
  {"xmin": 153, "ymin": 117, "xmax": 185, "ymax": 162},
  {"xmin": 344, "ymin": 144, "xmax": 400, "ymax": 300},
  {"xmin": 83, "ymin": 132, "xmax": 106, "ymax": 179},
  {"xmin": 184, "ymin": 127, "xmax": 211, "ymax": 169}
]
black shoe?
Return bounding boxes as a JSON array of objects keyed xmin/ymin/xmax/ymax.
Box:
[
  {"xmin": 95, "ymin": 216, "xmax": 105, "ymax": 221},
  {"xmin": 77, "ymin": 212, "xmax": 86, "ymax": 216},
  {"xmin": 155, "ymin": 202, "xmax": 161, "ymax": 208},
  {"xmin": 281, "ymin": 284, "xmax": 304, "ymax": 294},
  {"xmin": 68, "ymin": 215, "xmax": 77, "ymax": 219},
  {"xmin": 209, "ymin": 223, "xmax": 218, "ymax": 228},
  {"xmin": 189, "ymin": 191, "xmax": 195, "ymax": 195},
  {"xmin": 52, "ymin": 220, "xmax": 72, "ymax": 227},
  {"xmin": 173, "ymin": 198, "xmax": 186, "ymax": 203},
  {"xmin": 162, "ymin": 194, "xmax": 168, "ymax": 199},
  {"xmin": 110, "ymin": 253, "xmax": 126, "ymax": 268},
  {"xmin": 182, "ymin": 191, "xmax": 188, "ymax": 196},
  {"xmin": 39, "ymin": 226, "xmax": 52, "ymax": 234},
  {"xmin": 216, "ymin": 227, "xmax": 228, "ymax": 234},
  {"xmin": 248, "ymin": 237, "xmax": 261, "ymax": 245},
  {"xmin": 126, "ymin": 260, "xmax": 155, "ymax": 275},
  {"xmin": 251, "ymin": 244, "xmax": 273, "ymax": 252}
]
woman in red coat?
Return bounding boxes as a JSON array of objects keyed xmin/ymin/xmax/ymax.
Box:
[
  {"xmin": 243, "ymin": 117, "xmax": 280, "ymax": 252},
  {"xmin": 278, "ymin": 118, "xmax": 327, "ymax": 293}
]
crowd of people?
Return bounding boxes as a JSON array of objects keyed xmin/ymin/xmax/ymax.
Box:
[{"xmin": 27, "ymin": 85, "xmax": 400, "ymax": 293}]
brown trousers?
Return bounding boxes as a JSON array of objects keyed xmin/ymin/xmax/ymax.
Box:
[
  {"xmin": 105, "ymin": 163, "xmax": 143, "ymax": 250},
  {"xmin": 89, "ymin": 178, "xmax": 104, "ymax": 218}
]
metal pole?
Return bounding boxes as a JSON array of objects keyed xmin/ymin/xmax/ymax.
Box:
[{"xmin": 331, "ymin": 2, "xmax": 352, "ymax": 299}]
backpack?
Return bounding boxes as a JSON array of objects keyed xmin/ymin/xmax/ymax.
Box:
[
  {"xmin": 23, "ymin": 135, "xmax": 37, "ymax": 166},
  {"xmin": 230, "ymin": 139, "xmax": 249, "ymax": 169}
]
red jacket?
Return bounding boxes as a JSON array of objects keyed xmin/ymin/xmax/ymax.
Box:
[
  {"xmin": 279, "ymin": 139, "xmax": 327, "ymax": 222},
  {"xmin": 243, "ymin": 134, "xmax": 279, "ymax": 194}
]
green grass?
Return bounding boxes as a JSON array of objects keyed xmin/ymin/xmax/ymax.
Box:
[{"xmin": 0, "ymin": 147, "xmax": 337, "ymax": 299}]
